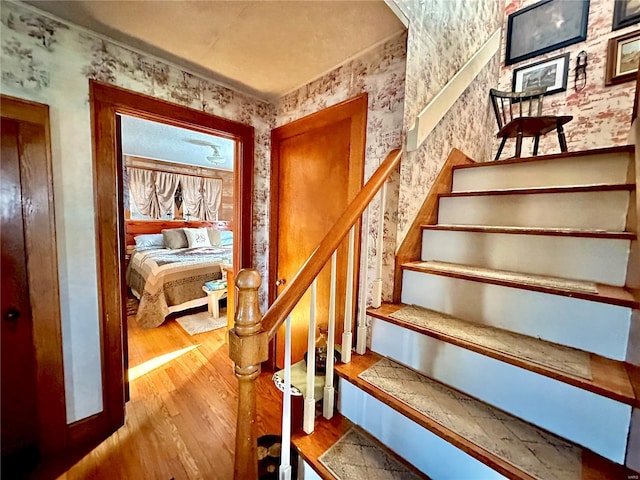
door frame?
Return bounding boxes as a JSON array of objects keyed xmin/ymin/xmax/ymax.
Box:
[
  {"xmin": 0, "ymin": 95, "xmax": 67, "ymax": 454},
  {"xmin": 268, "ymin": 94, "xmax": 368, "ymax": 364},
  {"xmin": 89, "ymin": 81, "xmax": 254, "ymax": 436}
]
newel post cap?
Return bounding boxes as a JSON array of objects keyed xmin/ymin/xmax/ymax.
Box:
[{"xmin": 236, "ymin": 268, "xmax": 261, "ymax": 290}]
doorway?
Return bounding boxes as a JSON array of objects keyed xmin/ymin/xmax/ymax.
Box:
[
  {"xmin": 0, "ymin": 96, "xmax": 66, "ymax": 474},
  {"xmin": 90, "ymin": 81, "xmax": 254, "ymax": 439},
  {"xmin": 269, "ymin": 94, "xmax": 368, "ymax": 368}
]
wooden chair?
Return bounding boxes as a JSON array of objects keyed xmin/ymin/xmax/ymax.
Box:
[{"xmin": 490, "ymin": 87, "xmax": 573, "ymax": 160}]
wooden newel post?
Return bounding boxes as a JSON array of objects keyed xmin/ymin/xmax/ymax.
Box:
[{"xmin": 228, "ymin": 269, "xmax": 269, "ymax": 479}]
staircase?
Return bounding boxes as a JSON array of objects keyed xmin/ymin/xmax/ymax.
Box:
[{"xmin": 293, "ymin": 146, "xmax": 639, "ymax": 479}]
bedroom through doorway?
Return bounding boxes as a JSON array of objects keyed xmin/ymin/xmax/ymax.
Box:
[{"xmin": 119, "ymin": 114, "xmax": 240, "ymax": 400}]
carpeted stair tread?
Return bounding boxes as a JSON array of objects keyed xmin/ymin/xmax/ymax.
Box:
[
  {"xmin": 403, "ymin": 260, "xmax": 638, "ymax": 308},
  {"xmin": 292, "ymin": 413, "xmax": 428, "ymax": 480},
  {"xmin": 438, "ymin": 182, "xmax": 635, "ymax": 197},
  {"xmin": 451, "ymin": 145, "xmax": 634, "ymax": 169},
  {"xmin": 335, "ymin": 353, "xmax": 630, "ymax": 480},
  {"xmin": 421, "ymin": 224, "xmax": 636, "ymax": 240},
  {"xmin": 368, "ymin": 303, "xmax": 637, "ymax": 406}
]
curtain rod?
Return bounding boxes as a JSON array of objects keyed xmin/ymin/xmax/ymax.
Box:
[{"xmin": 125, "ymin": 163, "xmax": 223, "ymax": 180}]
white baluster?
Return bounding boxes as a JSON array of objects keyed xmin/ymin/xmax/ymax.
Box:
[
  {"xmin": 342, "ymin": 227, "xmax": 355, "ymax": 364},
  {"xmin": 372, "ymin": 181, "xmax": 386, "ymax": 308},
  {"xmin": 323, "ymin": 251, "xmax": 337, "ymax": 419},
  {"xmin": 279, "ymin": 315, "xmax": 292, "ymax": 480},
  {"xmin": 303, "ymin": 279, "xmax": 317, "ymax": 434},
  {"xmin": 356, "ymin": 209, "xmax": 371, "ymax": 355}
]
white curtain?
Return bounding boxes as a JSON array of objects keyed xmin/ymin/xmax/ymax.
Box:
[
  {"xmin": 155, "ymin": 171, "xmax": 180, "ymax": 217},
  {"xmin": 128, "ymin": 168, "xmax": 160, "ymax": 218},
  {"xmin": 200, "ymin": 178, "xmax": 223, "ymax": 221},
  {"xmin": 179, "ymin": 174, "xmax": 203, "ymax": 220}
]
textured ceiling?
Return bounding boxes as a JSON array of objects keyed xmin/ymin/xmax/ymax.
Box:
[
  {"xmin": 120, "ymin": 115, "xmax": 236, "ymax": 171},
  {"xmin": 24, "ymin": 0, "xmax": 405, "ymax": 100}
]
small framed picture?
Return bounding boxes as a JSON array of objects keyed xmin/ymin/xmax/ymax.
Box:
[
  {"xmin": 512, "ymin": 53, "xmax": 570, "ymax": 96},
  {"xmin": 613, "ymin": 0, "xmax": 640, "ymax": 31},
  {"xmin": 605, "ymin": 30, "xmax": 640, "ymax": 85}
]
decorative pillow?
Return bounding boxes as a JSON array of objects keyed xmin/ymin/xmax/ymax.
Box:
[
  {"xmin": 206, "ymin": 227, "xmax": 221, "ymax": 247},
  {"xmin": 220, "ymin": 230, "xmax": 233, "ymax": 246},
  {"xmin": 134, "ymin": 233, "xmax": 164, "ymax": 251},
  {"xmin": 184, "ymin": 227, "xmax": 212, "ymax": 248},
  {"xmin": 162, "ymin": 228, "xmax": 188, "ymax": 249}
]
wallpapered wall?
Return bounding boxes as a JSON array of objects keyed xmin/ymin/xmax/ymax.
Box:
[
  {"xmin": 0, "ymin": 1, "xmax": 273, "ymax": 422},
  {"xmin": 497, "ymin": 0, "xmax": 638, "ymax": 157},
  {"xmin": 0, "ymin": 1, "xmax": 408, "ymax": 423},
  {"xmin": 275, "ymin": 32, "xmax": 407, "ymax": 305},
  {"xmin": 390, "ymin": 0, "xmax": 504, "ymax": 244}
]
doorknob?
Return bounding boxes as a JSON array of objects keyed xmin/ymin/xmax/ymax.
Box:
[
  {"xmin": 4, "ymin": 308, "xmax": 20, "ymax": 322},
  {"xmin": 275, "ymin": 278, "xmax": 286, "ymax": 287}
]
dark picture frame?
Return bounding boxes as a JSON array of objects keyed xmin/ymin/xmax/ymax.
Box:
[
  {"xmin": 505, "ymin": 0, "xmax": 590, "ymax": 66},
  {"xmin": 512, "ymin": 53, "xmax": 570, "ymax": 96},
  {"xmin": 613, "ymin": 0, "xmax": 640, "ymax": 31},
  {"xmin": 605, "ymin": 30, "xmax": 640, "ymax": 85}
]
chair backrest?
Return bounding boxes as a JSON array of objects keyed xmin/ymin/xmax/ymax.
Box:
[{"xmin": 490, "ymin": 87, "xmax": 547, "ymax": 129}]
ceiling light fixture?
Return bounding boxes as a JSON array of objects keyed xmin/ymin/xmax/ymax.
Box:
[{"xmin": 185, "ymin": 138, "xmax": 226, "ymax": 165}]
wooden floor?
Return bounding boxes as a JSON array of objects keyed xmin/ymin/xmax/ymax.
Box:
[{"xmin": 48, "ymin": 310, "xmax": 283, "ymax": 480}]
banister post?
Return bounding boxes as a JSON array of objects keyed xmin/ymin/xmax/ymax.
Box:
[{"xmin": 228, "ymin": 269, "xmax": 269, "ymax": 480}]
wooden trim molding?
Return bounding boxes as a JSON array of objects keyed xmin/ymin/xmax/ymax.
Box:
[
  {"xmin": 89, "ymin": 81, "xmax": 254, "ymax": 436},
  {"xmin": 0, "ymin": 95, "xmax": 67, "ymax": 454},
  {"xmin": 392, "ymin": 148, "xmax": 474, "ymax": 303}
]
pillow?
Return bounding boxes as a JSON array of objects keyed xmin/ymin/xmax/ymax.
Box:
[
  {"xmin": 207, "ymin": 227, "xmax": 221, "ymax": 246},
  {"xmin": 220, "ymin": 230, "xmax": 233, "ymax": 246},
  {"xmin": 184, "ymin": 227, "xmax": 212, "ymax": 248},
  {"xmin": 162, "ymin": 228, "xmax": 188, "ymax": 249},
  {"xmin": 134, "ymin": 233, "xmax": 164, "ymax": 251}
]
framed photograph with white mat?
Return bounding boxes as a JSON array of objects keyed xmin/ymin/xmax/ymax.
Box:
[{"xmin": 512, "ymin": 53, "xmax": 570, "ymax": 96}]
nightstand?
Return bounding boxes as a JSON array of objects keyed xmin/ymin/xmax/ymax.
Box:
[{"xmin": 202, "ymin": 283, "xmax": 228, "ymax": 319}]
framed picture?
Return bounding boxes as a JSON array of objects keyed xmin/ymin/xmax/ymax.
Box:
[
  {"xmin": 512, "ymin": 53, "xmax": 570, "ymax": 96},
  {"xmin": 613, "ymin": 0, "xmax": 640, "ymax": 31},
  {"xmin": 605, "ymin": 30, "xmax": 640, "ymax": 85},
  {"xmin": 505, "ymin": 0, "xmax": 590, "ymax": 66}
]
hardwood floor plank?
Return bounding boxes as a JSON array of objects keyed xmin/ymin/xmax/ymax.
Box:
[{"xmin": 33, "ymin": 314, "xmax": 283, "ymax": 479}]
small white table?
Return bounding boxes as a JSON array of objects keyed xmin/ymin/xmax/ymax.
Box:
[{"xmin": 202, "ymin": 284, "xmax": 228, "ymax": 319}]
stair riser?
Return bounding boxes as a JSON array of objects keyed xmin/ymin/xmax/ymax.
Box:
[
  {"xmin": 402, "ymin": 270, "xmax": 631, "ymax": 360},
  {"xmin": 339, "ymin": 379, "xmax": 507, "ymax": 479},
  {"xmin": 301, "ymin": 461, "xmax": 322, "ymax": 480},
  {"xmin": 438, "ymin": 190, "xmax": 630, "ymax": 230},
  {"xmin": 452, "ymin": 153, "xmax": 631, "ymax": 192},
  {"xmin": 421, "ymin": 230, "xmax": 630, "ymax": 286},
  {"xmin": 370, "ymin": 318, "xmax": 631, "ymax": 463}
]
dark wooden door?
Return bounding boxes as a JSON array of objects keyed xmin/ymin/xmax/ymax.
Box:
[
  {"xmin": 1, "ymin": 118, "xmax": 40, "ymax": 471},
  {"xmin": 270, "ymin": 94, "xmax": 367, "ymax": 368}
]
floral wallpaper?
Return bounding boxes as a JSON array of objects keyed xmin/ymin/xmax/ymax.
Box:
[
  {"xmin": 1, "ymin": 1, "xmax": 273, "ymax": 422},
  {"xmin": 496, "ymin": 0, "xmax": 638, "ymax": 157},
  {"xmin": 390, "ymin": 0, "xmax": 503, "ymax": 243},
  {"xmin": 275, "ymin": 32, "xmax": 407, "ymax": 305}
]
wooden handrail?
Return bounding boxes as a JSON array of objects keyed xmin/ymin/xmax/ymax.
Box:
[{"xmin": 263, "ymin": 148, "xmax": 403, "ymax": 340}]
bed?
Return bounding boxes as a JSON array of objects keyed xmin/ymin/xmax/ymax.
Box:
[{"xmin": 125, "ymin": 221, "xmax": 233, "ymax": 328}]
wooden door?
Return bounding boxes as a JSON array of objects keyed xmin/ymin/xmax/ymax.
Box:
[
  {"xmin": 270, "ymin": 94, "xmax": 367, "ymax": 368},
  {"xmin": 1, "ymin": 118, "xmax": 41, "ymax": 472},
  {"xmin": 1, "ymin": 96, "xmax": 66, "ymax": 467}
]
